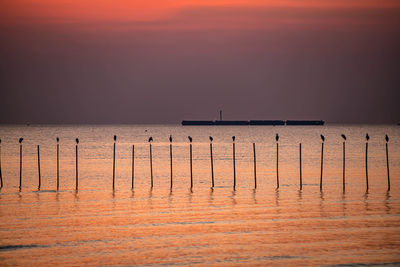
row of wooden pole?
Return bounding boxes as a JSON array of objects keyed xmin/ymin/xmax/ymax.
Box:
[{"xmin": 0, "ymin": 135, "xmax": 391, "ymax": 192}]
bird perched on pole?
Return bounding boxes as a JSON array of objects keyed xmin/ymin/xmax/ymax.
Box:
[
  {"xmin": 275, "ymin": 133, "xmax": 279, "ymax": 142},
  {"xmin": 209, "ymin": 136, "xmax": 213, "ymax": 142},
  {"xmin": 341, "ymin": 134, "xmax": 346, "ymax": 141},
  {"xmin": 366, "ymin": 133, "xmax": 369, "ymax": 141},
  {"xmin": 320, "ymin": 134, "xmax": 325, "ymax": 142},
  {"xmin": 385, "ymin": 135, "xmax": 389, "ymax": 142},
  {"xmin": 76, "ymin": 138, "xmax": 79, "ymax": 144},
  {"xmin": 148, "ymin": 137, "xmax": 153, "ymax": 142},
  {"xmin": 19, "ymin": 138, "xmax": 23, "ymax": 143},
  {"xmin": 114, "ymin": 135, "xmax": 117, "ymax": 142},
  {"xmin": 169, "ymin": 135, "xmax": 172, "ymax": 143},
  {"xmin": 56, "ymin": 137, "xmax": 59, "ymax": 142},
  {"xmin": 188, "ymin": 136, "xmax": 192, "ymax": 143},
  {"xmin": 232, "ymin": 136, "xmax": 235, "ymax": 142}
]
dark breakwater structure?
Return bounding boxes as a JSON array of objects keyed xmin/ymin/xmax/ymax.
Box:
[
  {"xmin": 0, "ymin": 134, "xmax": 392, "ymax": 193},
  {"xmin": 182, "ymin": 120, "xmax": 324, "ymax": 126}
]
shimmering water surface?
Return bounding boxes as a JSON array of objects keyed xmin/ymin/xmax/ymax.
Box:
[{"xmin": 0, "ymin": 124, "xmax": 399, "ymax": 266}]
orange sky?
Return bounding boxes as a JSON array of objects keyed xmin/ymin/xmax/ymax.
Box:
[
  {"xmin": 1, "ymin": 0, "xmax": 399, "ymax": 123},
  {"xmin": 2, "ymin": 0, "xmax": 400, "ymax": 25}
]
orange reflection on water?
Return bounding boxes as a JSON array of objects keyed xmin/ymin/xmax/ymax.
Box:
[{"xmin": 0, "ymin": 188, "xmax": 399, "ymax": 265}]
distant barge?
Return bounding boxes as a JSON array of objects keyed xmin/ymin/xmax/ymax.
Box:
[{"xmin": 182, "ymin": 120, "xmax": 324, "ymax": 126}]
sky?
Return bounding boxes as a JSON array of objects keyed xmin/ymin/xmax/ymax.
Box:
[{"xmin": 1, "ymin": 0, "xmax": 399, "ymax": 124}]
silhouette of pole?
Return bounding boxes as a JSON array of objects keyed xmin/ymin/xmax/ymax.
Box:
[
  {"xmin": 113, "ymin": 135, "xmax": 116, "ymax": 190},
  {"xmin": 385, "ymin": 135, "xmax": 390, "ymax": 191},
  {"xmin": 37, "ymin": 145, "xmax": 41, "ymax": 190},
  {"xmin": 253, "ymin": 143, "xmax": 257, "ymax": 189},
  {"xmin": 19, "ymin": 138, "xmax": 23, "ymax": 190},
  {"xmin": 320, "ymin": 135, "xmax": 325, "ymax": 191},
  {"xmin": 56, "ymin": 137, "xmax": 60, "ymax": 190},
  {"xmin": 169, "ymin": 135, "xmax": 173, "ymax": 189},
  {"xmin": 132, "ymin": 145, "xmax": 135, "ymax": 189},
  {"xmin": 75, "ymin": 138, "xmax": 79, "ymax": 190},
  {"xmin": 188, "ymin": 136, "xmax": 193, "ymax": 189},
  {"xmin": 365, "ymin": 134, "xmax": 369, "ymax": 191},
  {"xmin": 299, "ymin": 143, "xmax": 302, "ymax": 190},
  {"xmin": 341, "ymin": 134, "xmax": 347, "ymax": 192},
  {"xmin": 149, "ymin": 137, "xmax": 153, "ymax": 188},
  {"xmin": 0, "ymin": 139, "xmax": 3, "ymax": 189},
  {"xmin": 276, "ymin": 134, "xmax": 279, "ymax": 189},
  {"xmin": 232, "ymin": 136, "xmax": 236, "ymax": 190},
  {"xmin": 209, "ymin": 136, "xmax": 214, "ymax": 188}
]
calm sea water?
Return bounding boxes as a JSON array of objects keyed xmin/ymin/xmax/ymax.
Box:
[{"xmin": 0, "ymin": 124, "xmax": 399, "ymax": 266}]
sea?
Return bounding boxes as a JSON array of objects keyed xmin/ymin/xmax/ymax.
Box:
[{"xmin": 0, "ymin": 124, "xmax": 399, "ymax": 266}]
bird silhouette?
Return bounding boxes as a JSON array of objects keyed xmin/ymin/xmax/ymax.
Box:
[
  {"xmin": 232, "ymin": 136, "xmax": 235, "ymax": 142},
  {"xmin": 320, "ymin": 134, "xmax": 325, "ymax": 142},
  {"xmin": 366, "ymin": 133, "xmax": 369, "ymax": 141},
  {"xmin": 56, "ymin": 137, "xmax": 59, "ymax": 142},
  {"xmin": 19, "ymin": 138, "xmax": 23, "ymax": 143},
  {"xmin": 169, "ymin": 135, "xmax": 172, "ymax": 143},
  {"xmin": 148, "ymin": 137, "xmax": 153, "ymax": 142},
  {"xmin": 209, "ymin": 136, "xmax": 213, "ymax": 142},
  {"xmin": 114, "ymin": 135, "xmax": 117, "ymax": 142},
  {"xmin": 385, "ymin": 134, "xmax": 389, "ymax": 142},
  {"xmin": 188, "ymin": 136, "xmax": 192, "ymax": 143},
  {"xmin": 275, "ymin": 133, "xmax": 279, "ymax": 142},
  {"xmin": 341, "ymin": 134, "xmax": 346, "ymax": 141},
  {"xmin": 76, "ymin": 138, "xmax": 79, "ymax": 144}
]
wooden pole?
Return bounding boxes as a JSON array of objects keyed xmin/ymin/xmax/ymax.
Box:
[
  {"xmin": 150, "ymin": 143, "xmax": 153, "ymax": 188},
  {"xmin": 132, "ymin": 145, "xmax": 135, "ymax": 189},
  {"xmin": 37, "ymin": 145, "xmax": 41, "ymax": 190},
  {"xmin": 0, "ymin": 139, "xmax": 3, "ymax": 189},
  {"xmin": 320, "ymin": 142, "xmax": 324, "ymax": 191},
  {"xmin": 253, "ymin": 143, "xmax": 257, "ymax": 189},
  {"xmin": 365, "ymin": 142, "xmax": 369, "ymax": 191},
  {"xmin": 386, "ymin": 142, "xmax": 390, "ymax": 191},
  {"xmin": 19, "ymin": 138, "xmax": 23, "ymax": 190},
  {"xmin": 276, "ymin": 142, "xmax": 279, "ymax": 189},
  {"xmin": 233, "ymin": 140, "xmax": 236, "ymax": 190},
  {"xmin": 56, "ymin": 138, "xmax": 59, "ymax": 190},
  {"xmin": 75, "ymin": 138, "xmax": 79, "ymax": 191},
  {"xmin": 299, "ymin": 143, "xmax": 302, "ymax": 190},
  {"xmin": 342, "ymin": 141, "xmax": 345, "ymax": 192},
  {"xmin": 189, "ymin": 143, "xmax": 193, "ymax": 189},
  {"xmin": 170, "ymin": 143, "xmax": 173, "ymax": 189},
  {"xmin": 113, "ymin": 136, "xmax": 116, "ymax": 190},
  {"xmin": 210, "ymin": 143, "xmax": 214, "ymax": 188}
]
